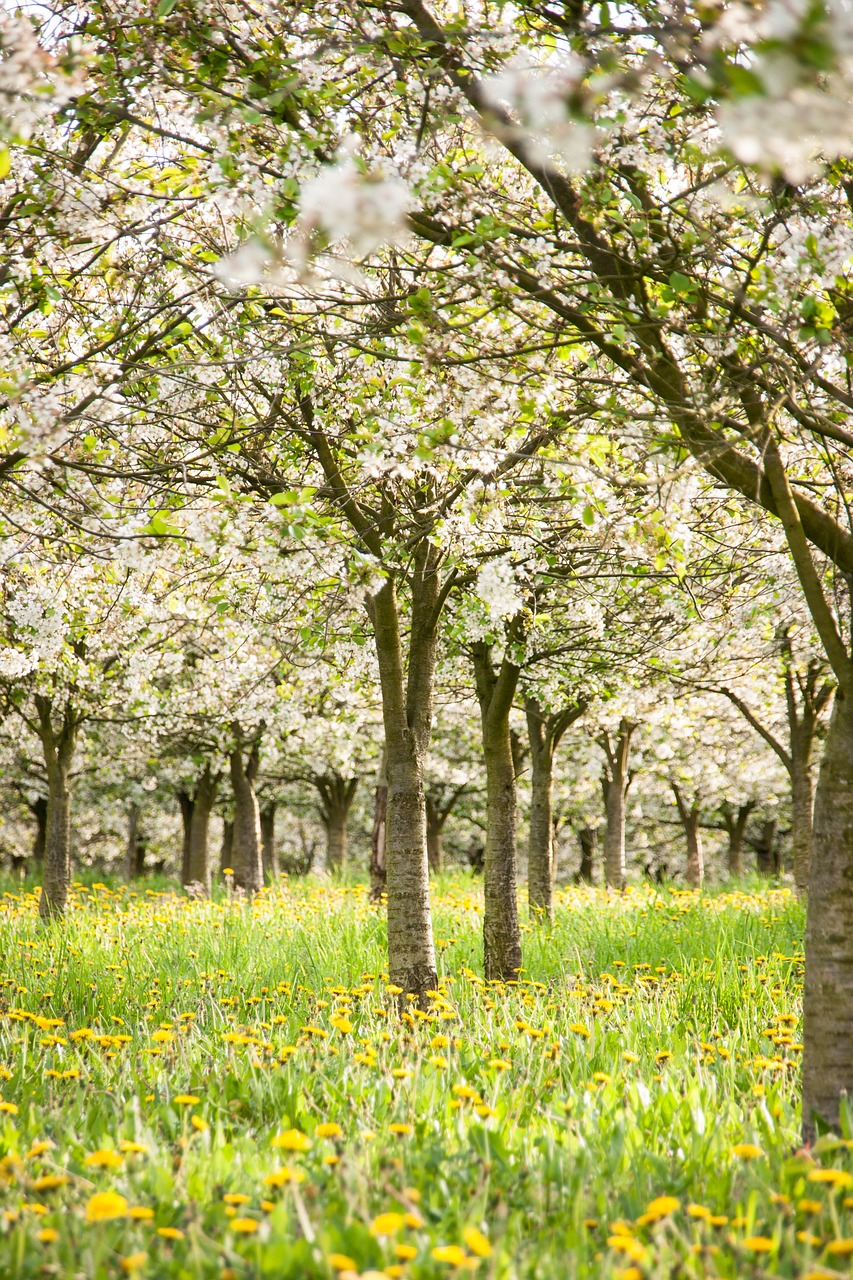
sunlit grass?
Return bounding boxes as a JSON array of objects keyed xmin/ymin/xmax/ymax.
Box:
[{"xmin": 0, "ymin": 873, "xmax": 842, "ymax": 1278}]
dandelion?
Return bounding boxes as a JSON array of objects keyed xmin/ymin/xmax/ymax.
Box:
[
  {"xmin": 156, "ymin": 1226, "xmax": 184, "ymax": 1240},
  {"xmin": 731, "ymin": 1143, "xmax": 763, "ymax": 1159},
  {"xmin": 316, "ymin": 1122, "xmax": 343, "ymax": 1139},
  {"xmin": 371, "ymin": 1212, "xmax": 405, "ymax": 1235},
  {"xmin": 191, "ymin": 1116, "xmax": 208, "ymax": 1132},
  {"xmin": 171, "ymin": 1094, "xmax": 200, "ymax": 1105},
  {"xmin": 230, "ymin": 1218, "xmax": 259, "ymax": 1233},
  {"xmin": 85, "ymin": 1149, "xmax": 123, "ymax": 1169},
  {"xmin": 118, "ymin": 1141, "xmax": 148, "ymax": 1154},
  {"xmin": 223, "ymin": 1194, "xmax": 250, "ymax": 1205},
  {"xmin": 809, "ymin": 1169, "xmax": 853, "ymax": 1188},
  {"xmin": 271, "ymin": 1128, "xmax": 311, "ymax": 1151},
  {"xmin": 328, "ymin": 1255, "xmax": 358, "ymax": 1272},
  {"xmin": 263, "ymin": 1167, "xmax": 304, "ymax": 1187},
  {"xmin": 120, "ymin": 1256, "xmax": 147, "ymax": 1275},
  {"xmin": 462, "ymin": 1227, "xmax": 492, "ymax": 1257},
  {"xmin": 129, "ymin": 1207, "xmax": 154, "ymax": 1220},
  {"xmin": 31, "ymin": 1175, "xmax": 68, "ymax": 1192},
  {"xmin": 742, "ymin": 1236, "xmax": 775, "ymax": 1253},
  {"xmin": 637, "ymin": 1195, "xmax": 679, "ymax": 1225},
  {"xmin": 37, "ymin": 1228, "xmax": 58, "ymax": 1243},
  {"xmin": 389, "ymin": 1123, "xmax": 413, "ymax": 1136},
  {"xmin": 827, "ymin": 1239, "xmax": 853, "ymax": 1255},
  {"xmin": 432, "ymin": 1245, "xmax": 468, "ymax": 1265},
  {"xmin": 85, "ymin": 1191, "xmax": 128, "ymax": 1223}
]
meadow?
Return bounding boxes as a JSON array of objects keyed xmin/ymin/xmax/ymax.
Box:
[{"xmin": 0, "ymin": 875, "xmax": 844, "ymax": 1279}]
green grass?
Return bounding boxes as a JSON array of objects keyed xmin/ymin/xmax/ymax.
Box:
[{"xmin": 0, "ymin": 874, "xmax": 844, "ymax": 1278}]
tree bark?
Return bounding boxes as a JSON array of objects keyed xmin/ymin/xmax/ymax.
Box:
[
  {"xmin": 525, "ymin": 698, "xmax": 585, "ymax": 920},
  {"xmin": 721, "ymin": 801, "xmax": 755, "ymax": 879},
  {"xmin": 599, "ymin": 719, "xmax": 635, "ymax": 891},
  {"xmin": 260, "ymin": 801, "xmax": 279, "ymax": 880},
  {"xmin": 754, "ymin": 820, "xmax": 779, "ymax": 877},
  {"xmin": 315, "ymin": 772, "xmax": 358, "ymax": 872},
  {"xmin": 370, "ymin": 749, "xmax": 388, "ymax": 898},
  {"xmin": 368, "ymin": 566, "xmax": 439, "ymax": 999},
  {"xmin": 229, "ymin": 736, "xmax": 263, "ymax": 894},
  {"xmin": 186, "ymin": 766, "xmax": 218, "ymax": 893},
  {"xmin": 802, "ymin": 692, "xmax": 853, "ymax": 1139},
  {"xmin": 425, "ymin": 794, "xmax": 443, "ymax": 873},
  {"xmin": 673, "ymin": 786, "xmax": 704, "ymax": 889},
  {"xmin": 126, "ymin": 803, "xmax": 146, "ymax": 879},
  {"xmin": 35, "ymin": 696, "xmax": 78, "ymax": 921},
  {"xmin": 473, "ymin": 638, "xmax": 522, "ymax": 981},
  {"xmin": 178, "ymin": 790, "xmax": 194, "ymax": 886},
  {"xmin": 30, "ymin": 796, "xmax": 47, "ymax": 865},
  {"xmin": 790, "ymin": 746, "xmax": 815, "ymax": 896},
  {"xmin": 577, "ymin": 826, "xmax": 597, "ymax": 884},
  {"xmin": 221, "ymin": 819, "xmax": 234, "ymax": 873}
]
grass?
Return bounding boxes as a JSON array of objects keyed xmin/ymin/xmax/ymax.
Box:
[{"xmin": 0, "ymin": 872, "xmax": 844, "ymax": 1278}]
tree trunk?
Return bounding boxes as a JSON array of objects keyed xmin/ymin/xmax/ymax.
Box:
[
  {"xmin": 30, "ymin": 796, "xmax": 47, "ymax": 865},
  {"xmin": 260, "ymin": 801, "xmax": 279, "ymax": 880},
  {"xmin": 425, "ymin": 794, "xmax": 443, "ymax": 874},
  {"xmin": 316, "ymin": 773, "xmax": 358, "ymax": 873},
  {"xmin": 35, "ymin": 696, "xmax": 78, "ymax": 921},
  {"xmin": 600, "ymin": 719, "xmax": 635, "ymax": 890},
  {"xmin": 186, "ymin": 766, "xmax": 218, "ymax": 893},
  {"xmin": 802, "ymin": 692, "xmax": 853, "ymax": 1139},
  {"xmin": 790, "ymin": 751, "xmax": 815, "ymax": 897},
  {"xmin": 473, "ymin": 640, "xmax": 522, "ymax": 982},
  {"xmin": 755, "ymin": 820, "xmax": 779, "ymax": 877},
  {"xmin": 370, "ymin": 750, "xmax": 388, "ymax": 898},
  {"xmin": 178, "ymin": 791, "xmax": 193, "ymax": 886},
  {"xmin": 527, "ymin": 734, "xmax": 554, "ymax": 920},
  {"xmin": 722, "ymin": 801, "xmax": 754, "ymax": 879},
  {"xmin": 368, "ymin": 568, "xmax": 438, "ymax": 1000},
  {"xmin": 221, "ymin": 819, "xmax": 234, "ymax": 873},
  {"xmin": 578, "ymin": 826, "xmax": 597, "ymax": 884},
  {"xmin": 229, "ymin": 739, "xmax": 263, "ymax": 894},
  {"xmin": 126, "ymin": 803, "xmax": 146, "ymax": 879}
]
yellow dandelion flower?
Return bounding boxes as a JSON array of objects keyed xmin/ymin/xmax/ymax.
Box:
[
  {"xmin": 731, "ymin": 1143, "xmax": 763, "ymax": 1160},
  {"xmin": 85, "ymin": 1150, "xmax": 123, "ymax": 1169},
  {"xmin": 608, "ymin": 1237, "xmax": 647, "ymax": 1262},
  {"xmin": 156, "ymin": 1226, "xmax": 184, "ymax": 1240},
  {"xmin": 120, "ymin": 1255, "xmax": 148, "ymax": 1274},
  {"xmin": 264, "ymin": 1167, "xmax": 304, "ymax": 1187},
  {"xmin": 742, "ymin": 1236, "xmax": 775, "ymax": 1253},
  {"xmin": 826, "ymin": 1239, "xmax": 853, "ymax": 1256},
  {"xmin": 31, "ymin": 1175, "xmax": 68, "ymax": 1192},
  {"xmin": 371, "ymin": 1212, "xmax": 405, "ymax": 1235},
  {"xmin": 0, "ymin": 1102, "xmax": 18, "ymax": 1114},
  {"xmin": 637, "ymin": 1195, "xmax": 679, "ymax": 1225},
  {"xmin": 271, "ymin": 1128, "xmax": 311, "ymax": 1151},
  {"xmin": 462, "ymin": 1227, "xmax": 492, "ymax": 1257},
  {"xmin": 129, "ymin": 1207, "xmax": 154, "ymax": 1220},
  {"xmin": 316, "ymin": 1122, "xmax": 343, "ymax": 1139},
  {"xmin": 119, "ymin": 1141, "xmax": 148, "ymax": 1155},
  {"xmin": 151, "ymin": 1031, "xmax": 173, "ymax": 1044},
  {"xmin": 37, "ymin": 1228, "xmax": 59, "ymax": 1243},
  {"xmin": 171, "ymin": 1095, "xmax": 200, "ymax": 1106},
  {"xmin": 396, "ymin": 1243, "xmax": 418, "ymax": 1259},
  {"xmin": 431, "ymin": 1245, "xmax": 468, "ymax": 1265},
  {"xmin": 26, "ymin": 1142, "xmax": 53, "ymax": 1159},
  {"xmin": 389, "ymin": 1123, "xmax": 413, "ymax": 1136},
  {"xmin": 809, "ymin": 1169, "xmax": 853, "ymax": 1189},
  {"xmin": 191, "ymin": 1116, "xmax": 208, "ymax": 1132},
  {"xmin": 230, "ymin": 1218, "xmax": 259, "ymax": 1233},
  {"xmin": 328, "ymin": 1254, "xmax": 358, "ymax": 1271},
  {"xmin": 223, "ymin": 1193, "xmax": 250, "ymax": 1205},
  {"xmin": 85, "ymin": 1191, "xmax": 128, "ymax": 1223}
]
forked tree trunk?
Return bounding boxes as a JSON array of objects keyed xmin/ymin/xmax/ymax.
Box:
[
  {"xmin": 229, "ymin": 737, "xmax": 263, "ymax": 894},
  {"xmin": 577, "ymin": 826, "xmax": 597, "ymax": 884},
  {"xmin": 673, "ymin": 786, "xmax": 704, "ymax": 889},
  {"xmin": 316, "ymin": 772, "xmax": 358, "ymax": 872},
  {"xmin": 35, "ymin": 695, "xmax": 79, "ymax": 921},
  {"xmin": 368, "ymin": 568, "xmax": 439, "ymax": 999},
  {"xmin": 260, "ymin": 802, "xmax": 279, "ymax": 880},
  {"xmin": 473, "ymin": 639, "xmax": 522, "ymax": 982},
  {"xmin": 186, "ymin": 766, "xmax": 218, "ymax": 893},
  {"xmin": 599, "ymin": 719, "xmax": 636, "ymax": 891},
  {"xmin": 370, "ymin": 750, "xmax": 388, "ymax": 898},
  {"xmin": 802, "ymin": 693, "xmax": 853, "ymax": 1139}
]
